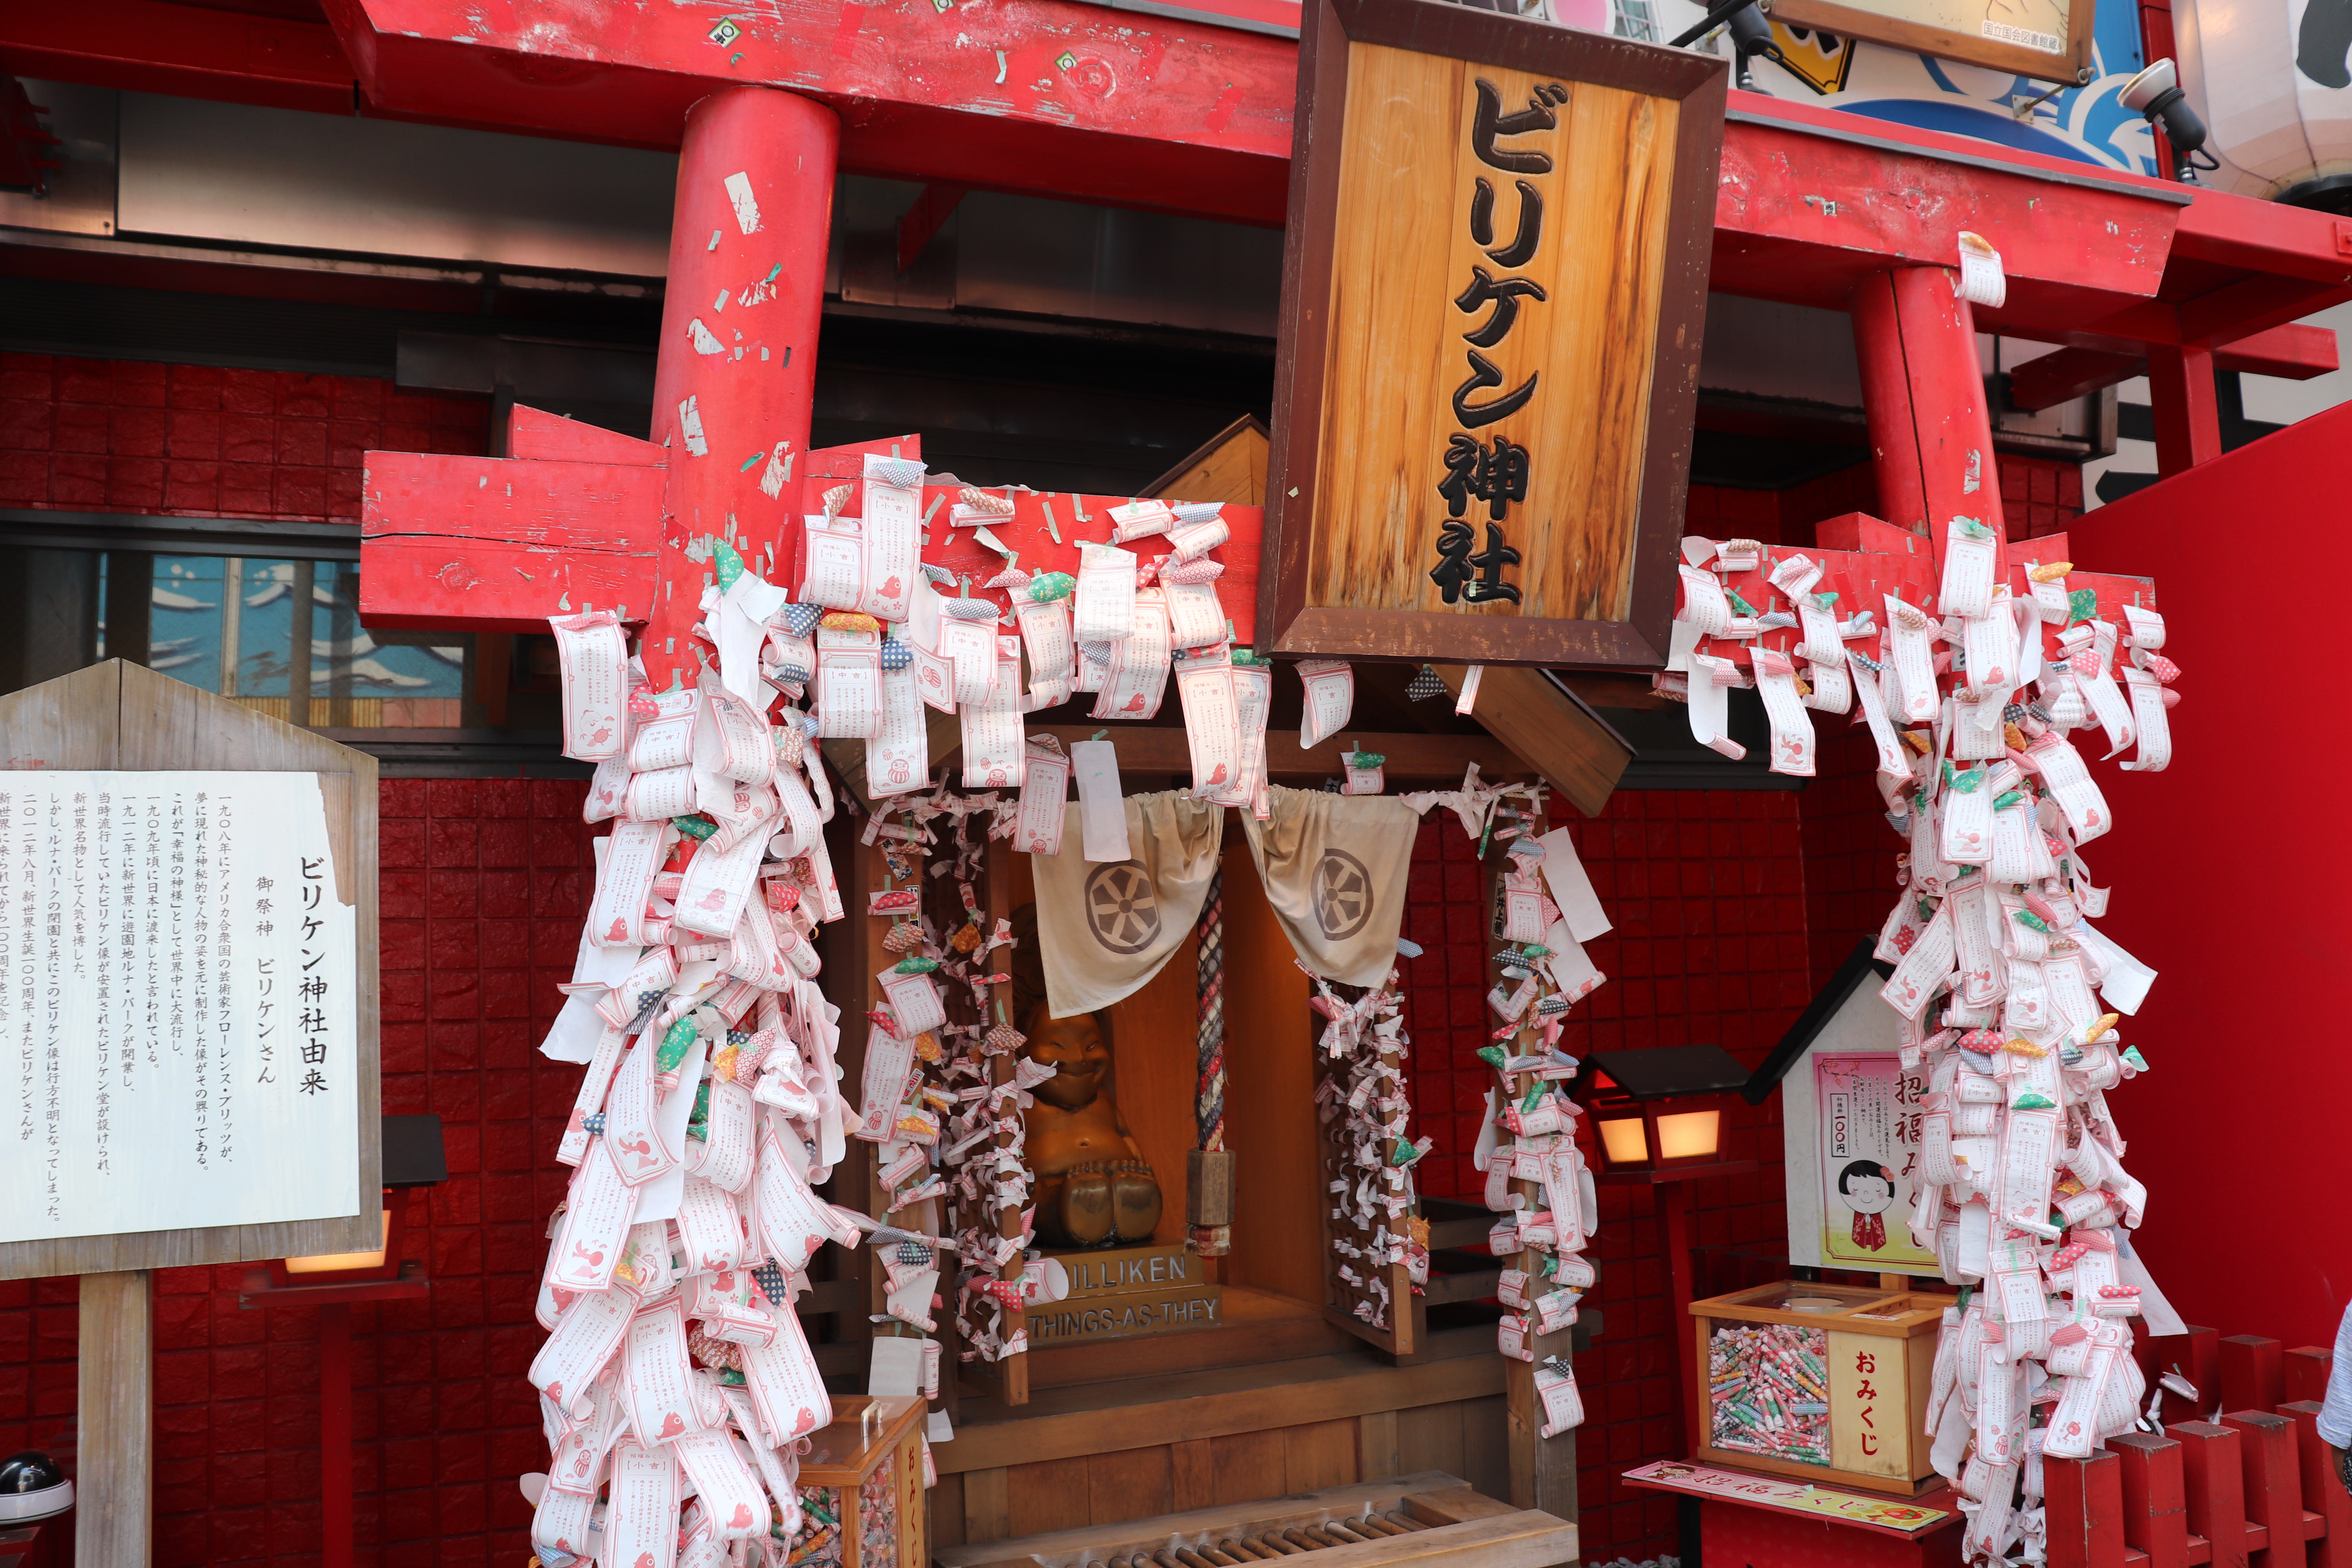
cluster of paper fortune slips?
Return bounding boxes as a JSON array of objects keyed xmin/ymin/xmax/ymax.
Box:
[
  {"xmin": 518, "ymin": 451, "xmax": 1331, "ymax": 1568},
  {"xmin": 1669, "ymin": 524, "xmax": 2183, "ymax": 1563}
]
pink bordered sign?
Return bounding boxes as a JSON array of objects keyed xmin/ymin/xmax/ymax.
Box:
[{"xmin": 1622, "ymin": 1460, "xmax": 1956, "ymax": 1536}]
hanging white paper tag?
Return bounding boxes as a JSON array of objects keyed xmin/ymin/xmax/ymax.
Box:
[
  {"xmin": 1172, "ymin": 644, "xmax": 1242, "ymax": 797},
  {"xmin": 1167, "ymin": 516, "xmax": 1229, "ymax": 562},
  {"xmin": 858, "ymin": 452, "xmax": 922, "ymax": 622},
  {"xmin": 910, "ymin": 639, "xmax": 957, "ymax": 715},
  {"xmin": 1848, "ymin": 655, "xmax": 1908, "ymax": 779},
  {"xmin": 550, "ymin": 611, "xmax": 629, "ymax": 761},
  {"xmin": 1685, "ymin": 653, "xmax": 1747, "ymax": 760},
  {"xmin": 1884, "ymin": 595, "xmax": 1940, "ymax": 723},
  {"xmin": 674, "ymin": 826, "xmax": 768, "ymax": 940},
  {"xmin": 1070, "ymin": 739, "xmax": 1129, "ymax": 862},
  {"xmin": 1961, "ymin": 602, "xmax": 2013, "ymax": 695},
  {"xmin": 1678, "ymin": 564, "xmax": 1733, "ymax": 639},
  {"xmin": 1165, "ymin": 577, "xmax": 1225, "ymax": 651},
  {"xmin": 550, "ymin": 1140, "xmax": 641, "ymax": 1293},
  {"xmin": 1073, "ymin": 543, "xmax": 1138, "ymax": 644},
  {"xmin": 1107, "ymin": 498, "xmax": 1175, "ymax": 543},
  {"xmin": 1298, "ymin": 658, "xmax": 1354, "ymax": 750},
  {"xmin": 1092, "ymin": 590, "xmax": 1171, "ymax": 720},
  {"xmin": 800, "ymin": 517, "xmax": 865, "ymax": 612},
  {"xmin": 1013, "ymin": 740, "xmax": 1073, "ymax": 855},
  {"xmin": 589, "ymin": 818, "xmax": 670, "ymax": 949},
  {"xmin": 1751, "ymin": 648, "xmax": 1815, "ymax": 777},
  {"xmin": 1880, "ymin": 905, "xmax": 1955, "ymax": 1021},
  {"xmin": 936, "ymin": 615, "xmax": 997, "ymax": 707},
  {"xmin": 816, "ymin": 626, "xmax": 882, "ymax": 739},
  {"xmin": 1014, "ymin": 599, "xmax": 1075, "ymax": 706},
  {"xmin": 959, "ymin": 636, "xmax": 1027, "ymax": 789},
  {"xmin": 2119, "ymin": 666, "xmax": 2171, "ymax": 771},
  {"xmin": 866, "ymin": 666, "xmax": 929, "ymax": 798},
  {"xmin": 1940, "ymin": 518, "xmax": 1998, "ymax": 620},
  {"xmin": 1956, "ymin": 231, "xmax": 2006, "ymax": 309},
  {"xmin": 857, "ymin": 1028, "xmax": 918, "ymax": 1140},
  {"xmin": 2026, "ymin": 730, "xmax": 2111, "ymax": 842}
]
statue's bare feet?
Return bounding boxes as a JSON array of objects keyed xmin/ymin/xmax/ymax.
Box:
[
  {"xmin": 1058, "ymin": 1161, "xmax": 1117, "ymax": 1245},
  {"xmin": 1109, "ymin": 1161, "xmax": 1161, "ymax": 1243}
]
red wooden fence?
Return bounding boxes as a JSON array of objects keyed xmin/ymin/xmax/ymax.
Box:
[{"xmin": 2045, "ymin": 1334, "xmax": 2348, "ymax": 1568}]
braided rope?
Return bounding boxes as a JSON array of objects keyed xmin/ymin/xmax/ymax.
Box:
[{"xmin": 1196, "ymin": 868, "xmax": 1227, "ymax": 1153}]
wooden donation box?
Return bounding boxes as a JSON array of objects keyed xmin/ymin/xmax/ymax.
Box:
[
  {"xmin": 787, "ymin": 1395, "xmax": 927, "ymax": 1568},
  {"xmin": 935, "ymin": 1472, "xmax": 1577, "ymax": 1568},
  {"xmin": 1263, "ymin": 0, "xmax": 1726, "ymax": 668},
  {"xmin": 1690, "ymin": 1282, "xmax": 1951, "ymax": 1496}
]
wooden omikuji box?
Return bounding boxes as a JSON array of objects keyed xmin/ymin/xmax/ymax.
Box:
[
  {"xmin": 786, "ymin": 1395, "xmax": 928, "ymax": 1568},
  {"xmin": 935, "ymin": 1471, "xmax": 1576, "ymax": 1568},
  {"xmin": 1689, "ymin": 1282, "xmax": 1954, "ymax": 1497}
]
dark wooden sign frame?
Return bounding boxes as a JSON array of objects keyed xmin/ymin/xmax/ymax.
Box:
[{"xmin": 1260, "ymin": 0, "xmax": 1726, "ymax": 669}]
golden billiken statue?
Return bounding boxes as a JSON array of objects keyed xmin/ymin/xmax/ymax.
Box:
[{"xmin": 1017, "ymin": 1002, "xmax": 1163, "ymax": 1248}]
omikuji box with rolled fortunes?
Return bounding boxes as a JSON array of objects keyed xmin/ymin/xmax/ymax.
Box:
[{"xmin": 1689, "ymin": 1281, "xmax": 1952, "ymax": 1496}]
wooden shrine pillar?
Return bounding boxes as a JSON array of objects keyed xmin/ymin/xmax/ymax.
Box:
[
  {"xmin": 77, "ymin": 1272, "xmax": 153, "ymax": 1567},
  {"xmin": 1849, "ymin": 265, "xmax": 2010, "ymax": 559},
  {"xmin": 2145, "ymin": 343, "xmax": 2224, "ymax": 476},
  {"xmin": 641, "ymin": 85, "xmax": 840, "ymax": 684}
]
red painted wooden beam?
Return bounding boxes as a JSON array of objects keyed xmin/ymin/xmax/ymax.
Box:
[
  {"xmin": 316, "ymin": 0, "xmax": 1296, "ymax": 227},
  {"xmin": 0, "ymin": 0, "xmax": 356, "ymax": 116},
  {"xmin": 2005, "ymin": 323, "xmax": 2340, "ymax": 412},
  {"xmin": 357, "ymin": 450, "xmax": 666, "ymax": 632},
  {"xmin": 29, "ymin": 0, "xmax": 2349, "ymax": 362}
]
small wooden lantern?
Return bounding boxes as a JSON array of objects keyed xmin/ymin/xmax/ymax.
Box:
[
  {"xmin": 785, "ymin": 1395, "xmax": 928, "ymax": 1568},
  {"xmin": 1572, "ymin": 1045, "xmax": 1749, "ymax": 1174},
  {"xmin": 265, "ymin": 1114, "xmax": 446, "ymax": 1287}
]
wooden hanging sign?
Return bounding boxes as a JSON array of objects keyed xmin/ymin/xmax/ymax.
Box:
[{"xmin": 1260, "ymin": 0, "xmax": 1726, "ymax": 668}]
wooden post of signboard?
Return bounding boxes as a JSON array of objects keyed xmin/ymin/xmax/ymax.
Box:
[{"xmin": 0, "ymin": 660, "xmax": 380, "ymax": 1568}]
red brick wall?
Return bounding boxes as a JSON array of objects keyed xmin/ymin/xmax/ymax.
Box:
[{"xmin": 0, "ymin": 354, "xmax": 487, "ymax": 519}]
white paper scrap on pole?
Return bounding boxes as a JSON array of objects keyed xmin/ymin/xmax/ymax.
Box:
[
  {"xmin": 1071, "ymin": 740, "xmax": 1130, "ymax": 863},
  {"xmin": 1534, "ymin": 829, "xmax": 1612, "ymax": 942}
]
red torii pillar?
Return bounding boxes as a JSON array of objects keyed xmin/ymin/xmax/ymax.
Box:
[
  {"xmin": 1851, "ymin": 264, "xmax": 2009, "ymax": 573},
  {"xmin": 641, "ymin": 87, "xmax": 838, "ymax": 684},
  {"xmin": 359, "ymin": 84, "xmax": 838, "ymax": 690}
]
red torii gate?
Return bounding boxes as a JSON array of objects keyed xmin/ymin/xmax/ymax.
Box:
[{"xmin": 348, "ymin": 81, "xmax": 2336, "ymax": 660}]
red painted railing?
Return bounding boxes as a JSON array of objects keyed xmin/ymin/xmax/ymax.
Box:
[{"xmin": 2045, "ymin": 1334, "xmax": 2348, "ymax": 1568}]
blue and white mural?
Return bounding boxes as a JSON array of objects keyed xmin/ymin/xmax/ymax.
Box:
[
  {"xmin": 1652, "ymin": 0, "xmax": 2163, "ymax": 173},
  {"xmin": 102, "ymin": 556, "xmax": 465, "ymax": 703}
]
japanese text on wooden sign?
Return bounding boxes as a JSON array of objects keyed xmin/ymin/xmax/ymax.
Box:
[{"xmin": 1262, "ymin": 0, "xmax": 1726, "ymax": 668}]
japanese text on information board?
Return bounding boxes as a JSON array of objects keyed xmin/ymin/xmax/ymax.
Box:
[{"xmin": 0, "ymin": 773, "xmax": 357, "ymax": 1245}]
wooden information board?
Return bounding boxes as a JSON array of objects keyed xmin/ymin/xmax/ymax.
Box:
[
  {"xmin": 1261, "ymin": 0, "xmax": 1726, "ymax": 669},
  {"xmin": 0, "ymin": 661, "xmax": 379, "ymax": 1568},
  {"xmin": 1764, "ymin": 0, "xmax": 2096, "ymax": 88}
]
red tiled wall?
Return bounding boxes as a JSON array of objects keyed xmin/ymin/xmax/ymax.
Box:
[
  {"xmin": 1686, "ymin": 451, "xmax": 2082, "ymax": 548},
  {"xmin": 0, "ymin": 780, "xmax": 595, "ymax": 1568},
  {"xmin": 0, "ymin": 358, "xmax": 2077, "ymax": 1568},
  {"xmin": 0, "ymin": 354, "xmax": 488, "ymax": 520},
  {"xmin": 1399, "ymin": 790, "xmax": 1822, "ymax": 1564}
]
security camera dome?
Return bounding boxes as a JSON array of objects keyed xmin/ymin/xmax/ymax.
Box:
[{"xmin": 0, "ymin": 1452, "xmax": 72, "ymax": 1523}]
